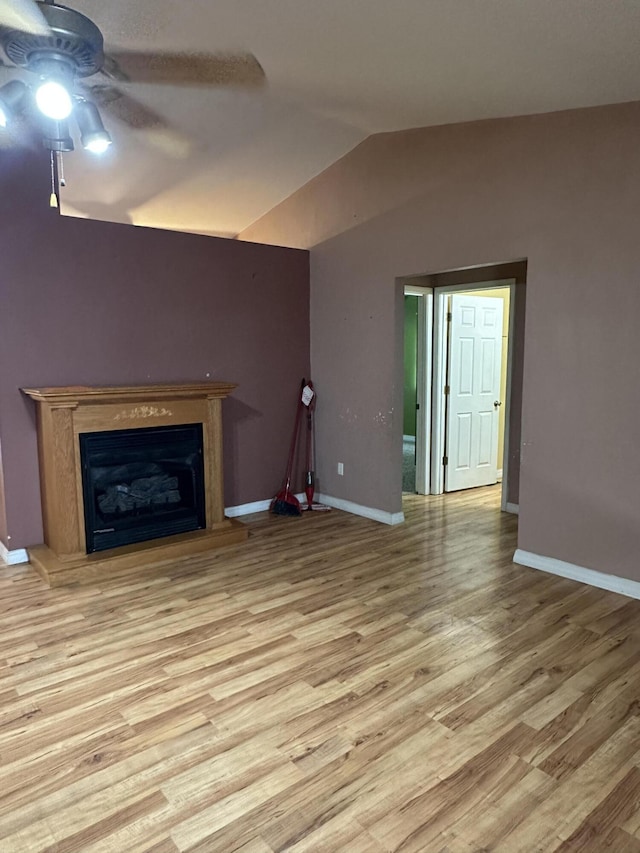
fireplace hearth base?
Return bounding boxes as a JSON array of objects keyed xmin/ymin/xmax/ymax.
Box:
[
  {"xmin": 22, "ymin": 383, "xmax": 248, "ymax": 587},
  {"xmin": 28, "ymin": 520, "xmax": 246, "ymax": 586}
]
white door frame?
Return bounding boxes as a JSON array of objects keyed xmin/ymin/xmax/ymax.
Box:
[
  {"xmin": 431, "ymin": 280, "xmax": 516, "ymax": 511},
  {"xmin": 404, "ymin": 284, "xmax": 433, "ymax": 494}
]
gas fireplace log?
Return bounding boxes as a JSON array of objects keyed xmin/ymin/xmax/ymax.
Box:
[
  {"xmin": 130, "ymin": 475, "xmax": 179, "ymax": 497},
  {"xmin": 98, "ymin": 475, "xmax": 182, "ymax": 514},
  {"xmin": 151, "ymin": 490, "xmax": 181, "ymax": 506},
  {"xmin": 93, "ymin": 462, "xmax": 164, "ymax": 489},
  {"xmin": 98, "ymin": 487, "xmax": 136, "ymax": 514}
]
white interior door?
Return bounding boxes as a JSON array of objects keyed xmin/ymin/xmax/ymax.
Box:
[{"xmin": 445, "ymin": 294, "xmax": 503, "ymax": 492}]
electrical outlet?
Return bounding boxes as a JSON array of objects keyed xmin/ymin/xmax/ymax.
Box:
[{"xmin": 337, "ymin": 462, "xmax": 344, "ymax": 475}]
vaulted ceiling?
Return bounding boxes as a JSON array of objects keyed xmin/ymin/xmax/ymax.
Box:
[{"xmin": 6, "ymin": 0, "xmax": 640, "ymax": 237}]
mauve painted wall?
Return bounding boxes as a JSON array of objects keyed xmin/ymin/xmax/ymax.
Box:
[
  {"xmin": 240, "ymin": 101, "xmax": 640, "ymax": 582},
  {"xmin": 0, "ymin": 144, "xmax": 309, "ymax": 551},
  {"xmin": 0, "ymin": 448, "xmax": 7, "ymax": 548}
]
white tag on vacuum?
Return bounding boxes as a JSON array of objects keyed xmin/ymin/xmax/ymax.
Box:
[{"xmin": 302, "ymin": 385, "xmax": 314, "ymax": 407}]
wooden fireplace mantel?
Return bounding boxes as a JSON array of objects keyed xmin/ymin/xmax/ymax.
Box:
[
  {"xmin": 22, "ymin": 382, "xmax": 239, "ymax": 405},
  {"xmin": 22, "ymin": 382, "xmax": 247, "ymax": 586}
]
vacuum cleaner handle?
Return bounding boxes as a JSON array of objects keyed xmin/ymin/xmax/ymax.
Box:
[{"xmin": 283, "ymin": 381, "xmax": 306, "ymax": 491}]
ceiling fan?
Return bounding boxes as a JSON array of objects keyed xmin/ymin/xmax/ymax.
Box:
[{"xmin": 0, "ymin": 0, "xmax": 266, "ymax": 156}]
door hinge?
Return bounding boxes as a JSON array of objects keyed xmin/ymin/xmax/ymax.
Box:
[
  {"xmin": 444, "ymin": 385, "xmax": 450, "ymax": 395},
  {"xmin": 416, "ymin": 402, "xmax": 420, "ymax": 410},
  {"xmin": 447, "ymin": 311, "xmax": 452, "ymax": 322},
  {"xmin": 443, "ymin": 455, "xmax": 448, "ymax": 466}
]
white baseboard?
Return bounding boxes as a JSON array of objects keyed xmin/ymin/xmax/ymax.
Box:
[
  {"xmin": 225, "ymin": 498, "xmax": 271, "ymax": 517},
  {"xmin": 505, "ymin": 502, "xmax": 519, "ymax": 515},
  {"xmin": 513, "ymin": 548, "xmax": 640, "ymax": 601},
  {"xmin": 226, "ymin": 493, "xmax": 405, "ymax": 526},
  {"xmin": 497, "ymin": 468, "xmax": 503, "ymax": 483},
  {"xmin": 0, "ymin": 493, "xmax": 308, "ymax": 565},
  {"xmin": 316, "ymin": 493, "xmax": 404, "ymax": 526},
  {"xmin": 2, "ymin": 489, "xmax": 403, "ymax": 563},
  {"xmin": 225, "ymin": 493, "xmax": 306, "ymax": 518},
  {"xmin": 0, "ymin": 542, "xmax": 29, "ymax": 566}
]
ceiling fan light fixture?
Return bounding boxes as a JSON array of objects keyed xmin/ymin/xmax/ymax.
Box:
[
  {"xmin": 42, "ymin": 117, "xmax": 74, "ymax": 152},
  {"xmin": 0, "ymin": 79, "xmax": 28, "ymax": 128},
  {"xmin": 75, "ymin": 99, "xmax": 112, "ymax": 154},
  {"xmin": 35, "ymin": 79, "xmax": 73, "ymax": 120}
]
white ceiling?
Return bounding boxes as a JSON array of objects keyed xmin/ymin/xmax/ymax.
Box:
[{"xmin": 15, "ymin": 0, "xmax": 640, "ymax": 237}]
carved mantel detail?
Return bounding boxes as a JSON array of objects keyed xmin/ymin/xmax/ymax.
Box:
[
  {"xmin": 113, "ymin": 405, "xmax": 173, "ymax": 421},
  {"xmin": 21, "ymin": 383, "xmax": 247, "ymax": 586}
]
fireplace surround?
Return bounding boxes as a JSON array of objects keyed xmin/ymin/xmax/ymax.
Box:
[{"xmin": 22, "ymin": 383, "xmax": 247, "ymax": 585}]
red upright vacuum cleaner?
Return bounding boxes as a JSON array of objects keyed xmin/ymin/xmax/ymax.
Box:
[
  {"xmin": 302, "ymin": 380, "xmax": 331, "ymax": 512},
  {"xmin": 303, "ymin": 380, "xmax": 316, "ymax": 509},
  {"xmin": 271, "ymin": 379, "xmax": 330, "ymax": 516}
]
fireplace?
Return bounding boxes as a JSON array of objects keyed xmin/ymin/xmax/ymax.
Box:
[
  {"xmin": 21, "ymin": 383, "xmax": 247, "ymax": 585},
  {"xmin": 80, "ymin": 423, "xmax": 206, "ymax": 553}
]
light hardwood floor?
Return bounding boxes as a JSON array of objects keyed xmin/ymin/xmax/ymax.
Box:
[{"xmin": 1, "ymin": 487, "xmax": 640, "ymax": 852}]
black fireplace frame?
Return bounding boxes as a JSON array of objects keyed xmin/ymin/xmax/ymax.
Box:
[{"xmin": 79, "ymin": 423, "xmax": 206, "ymax": 554}]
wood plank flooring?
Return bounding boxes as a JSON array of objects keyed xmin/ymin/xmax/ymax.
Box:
[{"xmin": 1, "ymin": 487, "xmax": 640, "ymax": 851}]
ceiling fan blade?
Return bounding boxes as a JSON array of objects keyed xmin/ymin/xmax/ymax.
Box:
[
  {"xmin": 102, "ymin": 50, "xmax": 265, "ymax": 88},
  {"xmin": 0, "ymin": 0, "xmax": 49, "ymax": 35},
  {"xmin": 85, "ymin": 82, "xmax": 193, "ymax": 158},
  {"xmin": 87, "ymin": 83, "xmax": 168, "ymax": 130}
]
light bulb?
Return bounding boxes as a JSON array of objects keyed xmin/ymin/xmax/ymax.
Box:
[
  {"xmin": 76, "ymin": 100, "xmax": 112, "ymax": 154},
  {"xmin": 35, "ymin": 81, "xmax": 73, "ymax": 120},
  {"xmin": 85, "ymin": 136, "xmax": 111, "ymax": 154}
]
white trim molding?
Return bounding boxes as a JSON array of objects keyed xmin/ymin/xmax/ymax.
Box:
[
  {"xmin": 225, "ymin": 493, "xmax": 306, "ymax": 518},
  {"xmin": 505, "ymin": 502, "xmax": 519, "ymax": 515},
  {"xmin": 0, "ymin": 542, "xmax": 29, "ymax": 566},
  {"xmin": 225, "ymin": 498, "xmax": 272, "ymax": 517},
  {"xmin": 514, "ymin": 549, "xmax": 640, "ymax": 601},
  {"xmin": 1, "ymin": 489, "xmax": 404, "ymax": 565},
  {"xmin": 316, "ymin": 493, "xmax": 404, "ymax": 525}
]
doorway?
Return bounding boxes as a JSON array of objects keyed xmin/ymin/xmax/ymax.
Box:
[{"xmin": 402, "ymin": 262, "xmax": 525, "ymax": 514}]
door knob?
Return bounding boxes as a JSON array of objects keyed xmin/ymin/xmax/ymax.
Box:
[{"xmin": 494, "ymin": 400, "xmax": 502, "ymax": 408}]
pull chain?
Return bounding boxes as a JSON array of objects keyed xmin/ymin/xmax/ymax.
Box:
[
  {"xmin": 57, "ymin": 151, "xmax": 66, "ymax": 187},
  {"xmin": 49, "ymin": 150, "xmax": 58, "ymax": 209}
]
